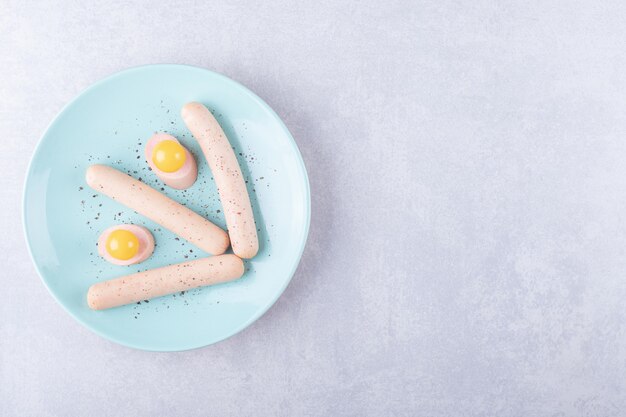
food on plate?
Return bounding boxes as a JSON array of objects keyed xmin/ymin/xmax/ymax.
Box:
[
  {"xmin": 86, "ymin": 164, "xmax": 229, "ymax": 255},
  {"xmin": 145, "ymin": 133, "xmax": 197, "ymax": 189},
  {"xmin": 87, "ymin": 255, "xmax": 245, "ymax": 310},
  {"xmin": 181, "ymin": 102, "xmax": 259, "ymax": 259},
  {"xmin": 97, "ymin": 224, "xmax": 154, "ymax": 266}
]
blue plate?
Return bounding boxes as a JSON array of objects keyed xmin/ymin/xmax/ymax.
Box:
[{"xmin": 23, "ymin": 65, "xmax": 310, "ymax": 351}]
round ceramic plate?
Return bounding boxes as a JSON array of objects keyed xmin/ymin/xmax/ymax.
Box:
[{"xmin": 23, "ymin": 65, "xmax": 310, "ymax": 351}]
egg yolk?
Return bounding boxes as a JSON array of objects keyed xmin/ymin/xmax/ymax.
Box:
[
  {"xmin": 106, "ymin": 229, "xmax": 140, "ymax": 260},
  {"xmin": 152, "ymin": 140, "xmax": 187, "ymax": 173}
]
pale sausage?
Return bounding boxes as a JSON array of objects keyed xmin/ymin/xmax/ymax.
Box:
[
  {"xmin": 181, "ymin": 102, "xmax": 259, "ymax": 258},
  {"xmin": 87, "ymin": 255, "xmax": 244, "ymax": 310},
  {"xmin": 86, "ymin": 164, "xmax": 229, "ymax": 255}
]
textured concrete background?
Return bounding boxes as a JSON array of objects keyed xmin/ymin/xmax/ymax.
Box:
[{"xmin": 2, "ymin": 0, "xmax": 626, "ymax": 416}]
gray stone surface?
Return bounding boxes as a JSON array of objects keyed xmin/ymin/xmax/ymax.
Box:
[{"xmin": 2, "ymin": 0, "xmax": 626, "ymax": 416}]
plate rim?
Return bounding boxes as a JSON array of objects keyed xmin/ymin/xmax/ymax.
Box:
[{"xmin": 22, "ymin": 64, "xmax": 311, "ymax": 351}]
